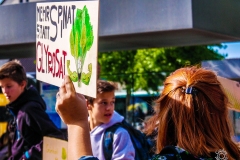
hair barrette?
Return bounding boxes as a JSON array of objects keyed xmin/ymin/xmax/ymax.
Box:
[{"xmin": 185, "ymin": 87, "xmax": 197, "ymax": 94}]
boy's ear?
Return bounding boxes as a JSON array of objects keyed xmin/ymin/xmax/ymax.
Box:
[
  {"xmin": 21, "ymin": 80, "xmax": 27, "ymax": 88},
  {"xmin": 86, "ymin": 99, "xmax": 92, "ymax": 110}
]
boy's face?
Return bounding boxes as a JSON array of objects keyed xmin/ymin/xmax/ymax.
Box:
[
  {"xmin": 0, "ymin": 78, "xmax": 26, "ymax": 103},
  {"xmin": 88, "ymin": 91, "xmax": 115, "ymax": 126}
]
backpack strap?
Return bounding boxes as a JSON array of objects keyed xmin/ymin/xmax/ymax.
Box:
[
  {"xmin": 103, "ymin": 120, "xmax": 155, "ymax": 160},
  {"xmin": 121, "ymin": 120, "xmax": 152, "ymax": 160},
  {"xmin": 103, "ymin": 123, "xmax": 122, "ymax": 160}
]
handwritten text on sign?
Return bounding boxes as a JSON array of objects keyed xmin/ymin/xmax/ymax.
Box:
[{"xmin": 36, "ymin": 5, "xmax": 77, "ymax": 79}]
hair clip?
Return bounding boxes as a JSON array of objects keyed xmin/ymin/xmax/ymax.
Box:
[{"xmin": 185, "ymin": 87, "xmax": 196, "ymax": 94}]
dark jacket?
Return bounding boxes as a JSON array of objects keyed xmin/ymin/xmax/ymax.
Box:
[
  {"xmin": 78, "ymin": 146, "xmax": 219, "ymax": 160},
  {"xmin": 6, "ymin": 86, "xmax": 66, "ymax": 160}
]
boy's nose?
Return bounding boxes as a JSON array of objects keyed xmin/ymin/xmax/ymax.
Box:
[
  {"xmin": 105, "ymin": 104, "xmax": 113, "ymax": 110},
  {"xmin": 106, "ymin": 105, "xmax": 110, "ymax": 110},
  {"xmin": 2, "ymin": 89, "xmax": 7, "ymax": 94}
]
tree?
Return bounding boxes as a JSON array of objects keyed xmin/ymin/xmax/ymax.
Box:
[
  {"xmin": 134, "ymin": 45, "xmax": 227, "ymax": 91},
  {"xmin": 98, "ymin": 50, "xmax": 137, "ymax": 119},
  {"xmin": 98, "ymin": 44, "xmax": 226, "ymax": 120}
]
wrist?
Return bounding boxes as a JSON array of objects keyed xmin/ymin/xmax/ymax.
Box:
[
  {"xmin": 67, "ymin": 120, "xmax": 89, "ymax": 131},
  {"xmin": 67, "ymin": 120, "xmax": 92, "ymax": 159}
]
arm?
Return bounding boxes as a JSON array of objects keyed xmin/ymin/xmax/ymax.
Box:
[
  {"xmin": 55, "ymin": 75, "xmax": 95, "ymax": 160},
  {"xmin": 67, "ymin": 123, "xmax": 92, "ymax": 159}
]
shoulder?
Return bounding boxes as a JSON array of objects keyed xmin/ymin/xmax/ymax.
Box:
[
  {"xmin": 114, "ymin": 126, "xmax": 129, "ymax": 135},
  {"xmin": 104, "ymin": 124, "xmax": 131, "ymax": 140},
  {"xmin": 20, "ymin": 101, "xmax": 43, "ymax": 112},
  {"xmin": 153, "ymin": 146, "xmax": 213, "ymax": 160},
  {"xmin": 105, "ymin": 122, "xmax": 128, "ymax": 134},
  {"xmin": 111, "ymin": 125, "xmax": 132, "ymax": 143},
  {"xmin": 18, "ymin": 101, "xmax": 47, "ymax": 121}
]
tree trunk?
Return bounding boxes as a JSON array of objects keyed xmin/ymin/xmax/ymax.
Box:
[{"xmin": 125, "ymin": 88, "xmax": 132, "ymax": 123}]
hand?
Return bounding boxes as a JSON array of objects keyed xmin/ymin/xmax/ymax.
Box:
[{"xmin": 55, "ymin": 75, "xmax": 88, "ymax": 125}]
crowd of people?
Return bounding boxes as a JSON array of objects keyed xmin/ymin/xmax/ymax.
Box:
[
  {"xmin": 0, "ymin": 59, "xmax": 240, "ymax": 160},
  {"xmin": 56, "ymin": 66, "xmax": 240, "ymax": 160}
]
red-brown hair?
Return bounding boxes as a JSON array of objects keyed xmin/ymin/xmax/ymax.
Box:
[{"xmin": 146, "ymin": 66, "xmax": 240, "ymax": 159}]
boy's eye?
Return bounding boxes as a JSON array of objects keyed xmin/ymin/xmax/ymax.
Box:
[
  {"xmin": 7, "ymin": 86, "xmax": 12, "ymax": 89},
  {"xmin": 101, "ymin": 102, "xmax": 108, "ymax": 105},
  {"xmin": 110, "ymin": 101, "xmax": 115, "ymax": 105},
  {"xmin": 99, "ymin": 101, "xmax": 115, "ymax": 105}
]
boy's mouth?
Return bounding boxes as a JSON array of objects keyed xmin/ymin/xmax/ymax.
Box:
[{"xmin": 104, "ymin": 113, "xmax": 112, "ymax": 117}]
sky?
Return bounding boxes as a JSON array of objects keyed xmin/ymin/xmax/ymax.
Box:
[{"xmin": 215, "ymin": 42, "xmax": 240, "ymax": 59}]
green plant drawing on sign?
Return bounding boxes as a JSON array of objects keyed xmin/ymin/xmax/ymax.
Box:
[
  {"xmin": 81, "ymin": 63, "xmax": 92, "ymax": 85},
  {"xmin": 69, "ymin": 5, "xmax": 94, "ymax": 87},
  {"xmin": 67, "ymin": 60, "xmax": 92, "ymax": 85},
  {"xmin": 67, "ymin": 60, "xmax": 78, "ymax": 82},
  {"xmin": 62, "ymin": 147, "xmax": 67, "ymax": 160}
]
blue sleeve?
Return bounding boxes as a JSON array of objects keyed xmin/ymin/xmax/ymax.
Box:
[{"xmin": 78, "ymin": 156, "xmax": 99, "ymax": 160}]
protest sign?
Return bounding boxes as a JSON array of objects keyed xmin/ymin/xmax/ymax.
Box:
[
  {"xmin": 43, "ymin": 136, "xmax": 68, "ymax": 160},
  {"xmin": 218, "ymin": 76, "xmax": 240, "ymax": 111},
  {"xmin": 36, "ymin": 0, "xmax": 99, "ymax": 97}
]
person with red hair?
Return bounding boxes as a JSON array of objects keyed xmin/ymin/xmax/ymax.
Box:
[
  {"xmin": 145, "ymin": 66, "xmax": 240, "ymax": 160},
  {"xmin": 56, "ymin": 66, "xmax": 240, "ymax": 160}
]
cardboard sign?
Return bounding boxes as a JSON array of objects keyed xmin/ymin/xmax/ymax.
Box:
[
  {"xmin": 43, "ymin": 136, "xmax": 68, "ymax": 160},
  {"xmin": 36, "ymin": 0, "xmax": 99, "ymax": 97},
  {"xmin": 218, "ymin": 76, "xmax": 240, "ymax": 111}
]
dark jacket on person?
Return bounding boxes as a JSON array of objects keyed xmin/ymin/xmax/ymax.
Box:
[
  {"xmin": 6, "ymin": 86, "xmax": 66, "ymax": 160},
  {"xmin": 78, "ymin": 146, "xmax": 220, "ymax": 160}
]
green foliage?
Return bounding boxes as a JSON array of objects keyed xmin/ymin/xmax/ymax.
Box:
[
  {"xmin": 163, "ymin": 45, "xmax": 226, "ymax": 68},
  {"xmin": 99, "ymin": 45, "xmax": 226, "ymax": 117},
  {"xmin": 134, "ymin": 45, "xmax": 226, "ymax": 91},
  {"xmin": 133, "ymin": 48, "xmax": 168, "ymax": 92},
  {"xmin": 99, "ymin": 45, "xmax": 226, "ymax": 92},
  {"xmin": 98, "ymin": 50, "xmax": 137, "ymax": 91}
]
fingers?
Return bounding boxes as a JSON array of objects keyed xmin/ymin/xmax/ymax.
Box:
[
  {"xmin": 57, "ymin": 75, "xmax": 75, "ymax": 99},
  {"xmin": 64, "ymin": 75, "xmax": 75, "ymax": 93},
  {"xmin": 56, "ymin": 76, "xmax": 71, "ymax": 117},
  {"xmin": 55, "ymin": 75, "xmax": 79, "ymax": 124},
  {"xmin": 76, "ymin": 93, "xmax": 86, "ymax": 102},
  {"xmin": 58, "ymin": 76, "xmax": 68, "ymax": 95},
  {"xmin": 55, "ymin": 75, "xmax": 89, "ymax": 125}
]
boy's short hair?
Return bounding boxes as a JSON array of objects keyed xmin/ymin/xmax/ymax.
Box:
[
  {"xmin": 0, "ymin": 59, "xmax": 27, "ymax": 85},
  {"xmin": 86, "ymin": 80, "xmax": 117, "ymax": 104}
]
